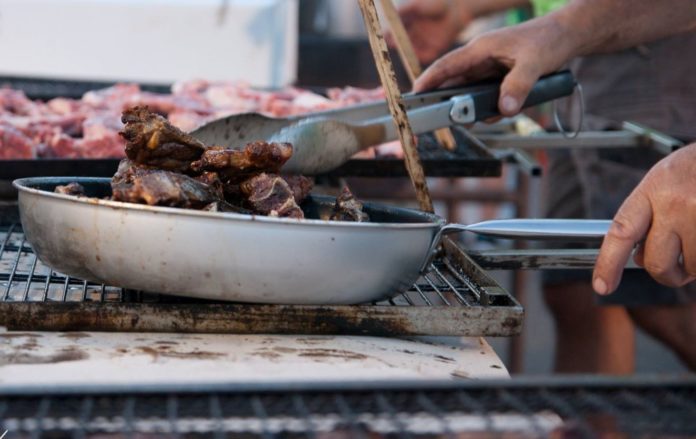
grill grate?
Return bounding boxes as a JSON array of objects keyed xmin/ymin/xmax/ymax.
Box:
[
  {"xmin": 1, "ymin": 378, "xmax": 695, "ymax": 438},
  {"xmin": 0, "ymin": 205, "xmax": 522, "ymax": 336}
]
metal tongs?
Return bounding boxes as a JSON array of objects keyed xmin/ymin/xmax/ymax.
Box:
[{"xmin": 191, "ymin": 71, "xmax": 576, "ymax": 174}]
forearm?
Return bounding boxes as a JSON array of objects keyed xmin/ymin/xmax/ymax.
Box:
[
  {"xmin": 463, "ymin": 0, "xmax": 531, "ymax": 18},
  {"xmin": 551, "ymin": 0, "xmax": 696, "ymax": 58}
]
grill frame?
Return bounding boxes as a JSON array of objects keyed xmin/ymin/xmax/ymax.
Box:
[
  {"xmin": 0, "ymin": 205, "xmax": 523, "ymax": 336},
  {"xmin": 1, "ymin": 376, "xmax": 694, "ymax": 438}
]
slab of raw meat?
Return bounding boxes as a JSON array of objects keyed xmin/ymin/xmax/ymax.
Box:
[{"xmin": 0, "ymin": 122, "xmax": 36, "ymax": 159}]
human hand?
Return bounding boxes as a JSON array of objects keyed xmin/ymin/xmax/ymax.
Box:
[
  {"xmin": 593, "ymin": 143, "xmax": 696, "ymax": 294},
  {"xmin": 414, "ymin": 16, "xmax": 574, "ymax": 116},
  {"xmin": 389, "ymin": 0, "xmax": 471, "ymax": 64}
]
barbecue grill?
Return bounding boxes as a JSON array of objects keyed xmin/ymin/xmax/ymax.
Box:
[
  {"xmin": 1, "ymin": 376, "xmax": 695, "ymax": 437},
  {"xmin": 0, "ymin": 204, "xmax": 521, "ymax": 336}
]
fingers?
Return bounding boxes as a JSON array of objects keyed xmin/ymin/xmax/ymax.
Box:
[
  {"xmin": 498, "ymin": 63, "xmax": 541, "ymax": 116},
  {"xmin": 414, "ymin": 44, "xmax": 484, "ymax": 92},
  {"xmin": 642, "ymin": 229, "xmax": 694, "ymax": 287},
  {"xmin": 593, "ymin": 189, "xmax": 652, "ymax": 295}
]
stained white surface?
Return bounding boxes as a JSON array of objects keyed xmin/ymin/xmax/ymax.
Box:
[
  {"xmin": 0, "ymin": 331, "xmax": 508, "ymax": 388},
  {"xmin": 0, "ymin": 0, "xmax": 297, "ymax": 86}
]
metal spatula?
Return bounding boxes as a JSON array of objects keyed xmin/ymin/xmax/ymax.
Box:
[{"xmin": 190, "ymin": 71, "xmax": 576, "ymax": 175}]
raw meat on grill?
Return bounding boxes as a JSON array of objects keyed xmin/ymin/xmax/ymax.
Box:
[
  {"xmin": 120, "ymin": 106, "xmax": 206, "ymax": 173},
  {"xmin": 0, "ymin": 122, "xmax": 35, "ymax": 159},
  {"xmin": 240, "ymin": 173, "xmax": 304, "ymax": 219},
  {"xmin": 330, "ymin": 187, "xmax": 369, "ymax": 222},
  {"xmin": 0, "ymin": 81, "xmax": 391, "ymax": 160}
]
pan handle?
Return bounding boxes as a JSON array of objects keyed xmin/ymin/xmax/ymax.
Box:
[
  {"xmin": 420, "ymin": 224, "xmax": 474, "ymax": 273},
  {"xmin": 419, "ymin": 220, "xmax": 612, "ymax": 273}
]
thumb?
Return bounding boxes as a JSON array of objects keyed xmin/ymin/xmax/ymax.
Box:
[{"xmin": 498, "ymin": 64, "xmax": 540, "ymax": 116}]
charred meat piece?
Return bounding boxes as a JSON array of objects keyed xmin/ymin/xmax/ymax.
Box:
[
  {"xmin": 112, "ymin": 167, "xmax": 218, "ymax": 209},
  {"xmin": 194, "ymin": 171, "xmax": 225, "ymax": 199},
  {"xmin": 330, "ymin": 187, "xmax": 369, "ymax": 222},
  {"xmin": 191, "ymin": 141, "xmax": 293, "ymax": 182},
  {"xmin": 282, "ymin": 175, "xmax": 314, "ymax": 204},
  {"xmin": 54, "ymin": 182, "xmax": 86, "ymax": 196},
  {"xmin": 120, "ymin": 106, "xmax": 206, "ymax": 173},
  {"xmin": 240, "ymin": 173, "xmax": 304, "ymax": 219}
]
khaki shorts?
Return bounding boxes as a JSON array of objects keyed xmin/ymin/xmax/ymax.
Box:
[{"xmin": 542, "ymin": 148, "xmax": 696, "ymax": 306}]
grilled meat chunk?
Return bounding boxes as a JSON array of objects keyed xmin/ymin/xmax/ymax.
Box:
[
  {"xmin": 190, "ymin": 141, "xmax": 293, "ymax": 181},
  {"xmin": 330, "ymin": 187, "xmax": 369, "ymax": 222},
  {"xmin": 112, "ymin": 161, "xmax": 218, "ymax": 208},
  {"xmin": 282, "ymin": 175, "xmax": 314, "ymax": 204},
  {"xmin": 240, "ymin": 173, "xmax": 304, "ymax": 219},
  {"xmin": 120, "ymin": 106, "xmax": 206, "ymax": 173},
  {"xmin": 194, "ymin": 171, "xmax": 225, "ymax": 199},
  {"xmin": 54, "ymin": 182, "xmax": 86, "ymax": 196}
]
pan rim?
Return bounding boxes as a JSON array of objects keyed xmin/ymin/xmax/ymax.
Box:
[{"xmin": 13, "ymin": 176, "xmax": 445, "ymax": 230}]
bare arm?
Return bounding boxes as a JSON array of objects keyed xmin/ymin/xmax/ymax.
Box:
[
  {"xmin": 555, "ymin": 0, "xmax": 696, "ymax": 58},
  {"xmin": 415, "ymin": 0, "xmax": 696, "ymax": 114}
]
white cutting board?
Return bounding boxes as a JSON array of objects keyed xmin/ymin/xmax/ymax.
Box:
[
  {"xmin": 0, "ymin": 0, "xmax": 298, "ymax": 87},
  {"xmin": 0, "ymin": 332, "xmax": 508, "ymax": 388}
]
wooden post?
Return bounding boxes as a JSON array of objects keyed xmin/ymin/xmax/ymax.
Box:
[
  {"xmin": 378, "ymin": 0, "xmax": 457, "ymax": 151},
  {"xmin": 358, "ymin": 0, "xmax": 434, "ymax": 213}
]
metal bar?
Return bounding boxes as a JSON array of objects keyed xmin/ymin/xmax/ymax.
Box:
[
  {"xmin": 537, "ymin": 389, "xmax": 595, "ymax": 439},
  {"xmin": 454, "ymin": 391, "xmax": 496, "ymax": 434},
  {"xmin": 2, "ymin": 376, "xmax": 694, "ymax": 397},
  {"xmin": 31, "ymin": 397, "xmax": 50, "ymax": 439},
  {"xmin": 412, "ymin": 284, "xmax": 433, "ymax": 306},
  {"xmin": 478, "ymin": 131, "xmax": 643, "ymax": 149},
  {"xmin": 333, "ymin": 393, "xmax": 366, "ymax": 439},
  {"xmin": 2, "ymin": 235, "xmax": 24, "ymax": 301},
  {"xmin": 375, "ymin": 392, "xmax": 410, "ymax": 439},
  {"xmin": 41, "ymin": 268, "xmax": 53, "ymax": 302},
  {"xmin": 208, "ymin": 394, "xmax": 225, "ymax": 439},
  {"xmin": 250, "ymin": 395, "xmax": 275, "ymax": 439},
  {"xmin": 166, "ymin": 394, "xmax": 179, "ymax": 438},
  {"xmin": 422, "ymin": 273, "xmax": 451, "ymax": 306},
  {"xmin": 416, "ymin": 392, "xmax": 454, "ymax": 438},
  {"xmin": 21, "ymin": 252, "xmax": 39, "ymax": 302},
  {"xmin": 469, "ymin": 248, "xmax": 641, "ymax": 270},
  {"xmin": 430, "ymin": 263, "xmax": 472, "ymax": 306},
  {"xmin": 622, "ymin": 121, "xmax": 683, "ymax": 155},
  {"xmin": 75, "ymin": 396, "xmax": 94, "ymax": 439},
  {"xmin": 497, "ymin": 389, "xmax": 545, "ymax": 437},
  {"xmin": 122, "ymin": 396, "xmax": 136, "ymax": 439},
  {"xmin": 292, "ymin": 394, "xmax": 317, "ymax": 439},
  {"xmin": 0, "ymin": 301, "xmax": 523, "ymax": 337}
]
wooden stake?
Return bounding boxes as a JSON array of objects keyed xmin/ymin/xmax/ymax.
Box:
[
  {"xmin": 358, "ymin": 0, "xmax": 434, "ymax": 213},
  {"xmin": 378, "ymin": 0, "xmax": 457, "ymax": 151}
]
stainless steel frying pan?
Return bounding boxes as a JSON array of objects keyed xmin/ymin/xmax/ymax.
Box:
[{"xmin": 14, "ymin": 177, "xmax": 610, "ymax": 304}]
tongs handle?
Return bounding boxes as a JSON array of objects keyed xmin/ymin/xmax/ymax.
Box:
[
  {"xmin": 461, "ymin": 70, "xmax": 576, "ymax": 122},
  {"xmin": 359, "ymin": 71, "xmax": 576, "ymax": 141}
]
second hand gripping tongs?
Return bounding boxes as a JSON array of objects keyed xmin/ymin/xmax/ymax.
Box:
[{"xmin": 190, "ymin": 71, "xmax": 576, "ymax": 175}]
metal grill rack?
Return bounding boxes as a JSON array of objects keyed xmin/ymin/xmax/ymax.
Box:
[
  {"xmin": 0, "ymin": 205, "xmax": 522, "ymax": 336},
  {"xmin": 1, "ymin": 377, "xmax": 694, "ymax": 438}
]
